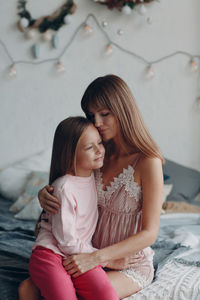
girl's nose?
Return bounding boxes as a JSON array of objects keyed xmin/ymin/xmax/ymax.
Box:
[{"xmin": 94, "ymin": 145, "xmax": 101, "ymax": 154}]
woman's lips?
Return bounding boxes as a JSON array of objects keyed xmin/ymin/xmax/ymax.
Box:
[{"xmin": 99, "ymin": 129, "xmax": 107, "ymax": 134}]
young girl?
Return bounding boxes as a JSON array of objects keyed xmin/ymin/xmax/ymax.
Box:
[{"xmin": 28, "ymin": 116, "xmax": 118, "ymax": 300}]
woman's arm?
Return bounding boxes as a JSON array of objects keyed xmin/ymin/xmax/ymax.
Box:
[
  {"xmin": 38, "ymin": 185, "xmax": 60, "ymax": 214},
  {"xmin": 63, "ymin": 157, "xmax": 163, "ymax": 277}
]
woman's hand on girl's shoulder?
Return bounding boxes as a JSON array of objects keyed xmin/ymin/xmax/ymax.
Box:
[{"xmin": 38, "ymin": 185, "xmax": 60, "ymax": 214}]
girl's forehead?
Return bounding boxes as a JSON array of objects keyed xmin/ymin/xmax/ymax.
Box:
[{"xmin": 79, "ymin": 125, "xmax": 100, "ymax": 142}]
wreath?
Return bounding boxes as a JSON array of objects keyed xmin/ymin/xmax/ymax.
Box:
[
  {"xmin": 17, "ymin": 0, "xmax": 77, "ymax": 33},
  {"xmin": 94, "ymin": 0, "xmax": 154, "ymax": 12}
]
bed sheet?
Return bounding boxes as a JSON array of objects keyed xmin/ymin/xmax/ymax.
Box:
[
  {"xmin": 0, "ymin": 197, "xmax": 35, "ymax": 300},
  {"xmin": 0, "ymin": 196, "xmax": 200, "ymax": 300}
]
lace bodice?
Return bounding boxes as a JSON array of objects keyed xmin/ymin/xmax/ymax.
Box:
[
  {"xmin": 92, "ymin": 163, "xmax": 143, "ymax": 248},
  {"xmin": 95, "ymin": 165, "xmax": 142, "ymax": 205}
]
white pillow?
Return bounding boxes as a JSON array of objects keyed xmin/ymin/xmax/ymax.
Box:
[
  {"xmin": 9, "ymin": 171, "xmax": 49, "ymax": 212},
  {"xmin": 0, "ymin": 148, "xmax": 51, "ymax": 201},
  {"xmin": 161, "ymin": 184, "xmax": 173, "ymax": 214},
  {"xmin": 0, "ymin": 167, "xmax": 30, "ymax": 201},
  {"xmin": 14, "ymin": 196, "xmax": 42, "ymax": 221}
]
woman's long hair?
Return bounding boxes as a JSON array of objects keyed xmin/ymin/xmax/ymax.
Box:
[
  {"xmin": 81, "ymin": 74, "xmax": 163, "ymax": 162},
  {"xmin": 49, "ymin": 116, "xmax": 91, "ymax": 185}
]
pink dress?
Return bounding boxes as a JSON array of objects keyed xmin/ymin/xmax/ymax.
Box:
[{"xmin": 93, "ymin": 156, "xmax": 155, "ymax": 289}]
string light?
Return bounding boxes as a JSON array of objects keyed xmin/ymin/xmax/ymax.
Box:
[
  {"xmin": 9, "ymin": 64, "xmax": 17, "ymax": 77},
  {"xmin": 102, "ymin": 21, "xmax": 108, "ymax": 28},
  {"xmin": 56, "ymin": 61, "xmax": 65, "ymax": 73},
  {"xmin": 190, "ymin": 59, "xmax": 198, "ymax": 73},
  {"xmin": 84, "ymin": 23, "xmax": 92, "ymax": 34},
  {"xmin": 146, "ymin": 64, "xmax": 154, "ymax": 79},
  {"xmin": 106, "ymin": 44, "xmax": 113, "ymax": 55},
  {"xmin": 0, "ymin": 13, "xmax": 200, "ymax": 79}
]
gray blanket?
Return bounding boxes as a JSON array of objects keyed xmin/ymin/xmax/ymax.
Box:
[{"xmin": 0, "ymin": 197, "xmax": 200, "ymax": 300}]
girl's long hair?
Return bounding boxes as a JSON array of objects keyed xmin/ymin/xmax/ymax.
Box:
[
  {"xmin": 81, "ymin": 74, "xmax": 163, "ymax": 162},
  {"xmin": 49, "ymin": 116, "xmax": 91, "ymax": 185}
]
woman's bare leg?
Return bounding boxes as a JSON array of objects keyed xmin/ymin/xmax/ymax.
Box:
[
  {"xmin": 106, "ymin": 271, "xmax": 141, "ymax": 299},
  {"xmin": 18, "ymin": 277, "xmax": 41, "ymax": 300}
]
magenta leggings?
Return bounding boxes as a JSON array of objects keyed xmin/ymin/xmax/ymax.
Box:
[{"xmin": 29, "ymin": 247, "xmax": 118, "ymax": 300}]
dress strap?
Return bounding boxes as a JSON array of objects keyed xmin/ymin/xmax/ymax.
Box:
[{"xmin": 132, "ymin": 153, "xmax": 142, "ymax": 169}]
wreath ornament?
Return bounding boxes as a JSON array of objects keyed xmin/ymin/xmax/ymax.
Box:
[
  {"xmin": 17, "ymin": 0, "xmax": 77, "ymax": 58},
  {"xmin": 94, "ymin": 0, "xmax": 154, "ymax": 15},
  {"xmin": 17, "ymin": 0, "xmax": 77, "ymax": 32}
]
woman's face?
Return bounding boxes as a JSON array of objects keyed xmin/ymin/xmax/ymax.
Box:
[
  {"xmin": 75, "ymin": 124, "xmax": 105, "ymax": 177},
  {"xmin": 87, "ymin": 107, "xmax": 119, "ymax": 141}
]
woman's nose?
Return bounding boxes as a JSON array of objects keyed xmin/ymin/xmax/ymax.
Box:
[{"xmin": 94, "ymin": 115, "xmax": 102, "ymax": 127}]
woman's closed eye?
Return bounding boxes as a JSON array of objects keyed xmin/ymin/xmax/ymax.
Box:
[{"xmin": 101, "ymin": 112, "xmax": 109, "ymax": 117}]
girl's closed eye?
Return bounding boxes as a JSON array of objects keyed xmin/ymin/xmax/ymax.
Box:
[{"xmin": 86, "ymin": 146, "xmax": 93, "ymax": 150}]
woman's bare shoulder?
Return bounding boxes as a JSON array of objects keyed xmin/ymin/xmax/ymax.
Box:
[{"xmin": 139, "ymin": 156, "xmax": 163, "ymax": 177}]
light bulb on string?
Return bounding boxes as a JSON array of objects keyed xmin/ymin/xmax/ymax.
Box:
[
  {"xmin": 9, "ymin": 64, "xmax": 17, "ymax": 78},
  {"xmin": 146, "ymin": 65, "xmax": 154, "ymax": 79},
  {"xmin": 196, "ymin": 96, "xmax": 200, "ymax": 110},
  {"xmin": 83, "ymin": 23, "xmax": 92, "ymax": 34},
  {"xmin": 102, "ymin": 21, "xmax": 108, "ymax": 28},
  {"xmin": 190, "ymin": 59, "xmax": 198, "ymax": 73},
  {"xmin": 105, "ymin": 44, "xmax": 113, "ymax": 56},
  {"xmin": 56, "ymin": 61, "xmax": 65, "ymax": 73}
]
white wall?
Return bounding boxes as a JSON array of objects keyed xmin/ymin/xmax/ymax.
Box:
[{"xmin": 0, "ymin": 0, "xmax": 200, "ymax": 170}]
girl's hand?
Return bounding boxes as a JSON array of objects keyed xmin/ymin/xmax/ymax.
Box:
[
  {"xmin": 62, "ymin": 252, "xmax": 99, "ymax": 278},
  {"xmin": 106, "ymin": 253, "xmax": 144, "ymax": 270},
  {"xmin": 38, "ymin": 185, "xmax": 60, "ymax": 214}
]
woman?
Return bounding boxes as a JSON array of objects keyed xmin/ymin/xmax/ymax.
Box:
[{"xmin": 19, "ymin": 74, "xmax": 163, "ymax": 299}]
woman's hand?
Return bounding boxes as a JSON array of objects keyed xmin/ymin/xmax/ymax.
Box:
[
  {"xmin": 106, "ymin": 253, "xmax": 144, "ymax": 270},
  {"xmin": 62, "ymin": 252, "xmax": 99, "ymax": 278},
  {"xmin": 38, "ymin": 185, "xmax": 60, "ymax": 214}
]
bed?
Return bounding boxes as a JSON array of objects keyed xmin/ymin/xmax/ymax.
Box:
[{"xmin": 0, "ymin": 153, "xmax": 200, "ymax": 300}]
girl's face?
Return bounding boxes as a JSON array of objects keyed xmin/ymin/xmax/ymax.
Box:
[
  {"xmin": 87, "ymin": 107, "xmax": 119, "ymax": 141},
  {"xmin": 75, "ymin": 125, "xmax": 105, "ymax": 177}
]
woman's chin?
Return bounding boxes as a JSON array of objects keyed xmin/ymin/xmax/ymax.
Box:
[{"xmin": 102, "ymin": 135, "xmax": 111, "ymax": 142}]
